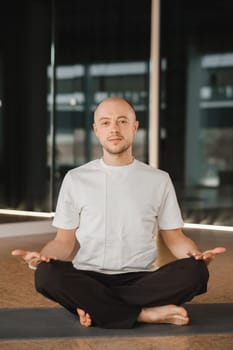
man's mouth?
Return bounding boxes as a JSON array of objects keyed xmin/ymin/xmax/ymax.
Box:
[{"xmin": 108, "ymin": 137, "xmax": 123, "ymax": 142}]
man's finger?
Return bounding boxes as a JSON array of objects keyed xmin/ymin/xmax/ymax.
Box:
[
  {"xmin": 11, "ymin": 249, "xmax": 28, "ymax": 258},
  {"xmin": 12, "ymin": 250, "xmax": 41, "ymax": 264},
  {"xmin": 211, "ymin": 247, "xmax": 226, "ymax": 254},
  {"xmin": 203, "ymin": 247, "xmax": 226, "ymax": 256}
]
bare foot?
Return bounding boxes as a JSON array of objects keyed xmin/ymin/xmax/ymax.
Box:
[
  {"xmin": 77, "ymin": 308, "xmax": 92, "ymax": 327},
  {"xmin": 137, "ymin": 304, "xmax": 189, "ymax": 326}
]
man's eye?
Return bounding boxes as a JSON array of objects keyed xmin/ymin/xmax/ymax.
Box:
[{"xmin": 119, "ymin": 120, "xmax": 127, "ymax": 124}]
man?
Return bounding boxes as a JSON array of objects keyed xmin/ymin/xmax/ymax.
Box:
[{"xmin": 12, "ymin": 97, "xmax": 225, "ymax": 329}]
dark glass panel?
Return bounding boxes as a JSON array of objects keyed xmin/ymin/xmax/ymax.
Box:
[{"xmin": 160, "ymin": 0, "xmax": 233, "ymax": 226}]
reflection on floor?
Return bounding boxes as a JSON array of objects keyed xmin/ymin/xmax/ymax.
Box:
[
  {"xmin": 0, "ymin": 228, "xmax": 232, "ymax": 349},
  {"xmin": 183, "ymin": 207, "xmax": 233, "ymax": 226},
  {"xmin": 0, "ymin": 214, "xmax": 50, "ymax": 224},
  {"xmin": 180, "ymin": 185, "xmax": 233, "ymax": 226}
]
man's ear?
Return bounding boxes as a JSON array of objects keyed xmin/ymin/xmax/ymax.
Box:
[
  {"xmin": 134, "ymin": 120, "xmax": 139, "ymax": 134},
  {"xmin": 93, "ymin": 122, "xmax": 98, "ymax": 135}
]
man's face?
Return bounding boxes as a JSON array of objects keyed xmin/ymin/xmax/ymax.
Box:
[{"xmin": 93, "ymin": 99, "xmax": 139, "ymax": 156}]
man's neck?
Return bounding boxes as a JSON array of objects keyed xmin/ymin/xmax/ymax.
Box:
[{"xmin": 102, "ymin": 152, "xmax": 134, "ymax": 166}]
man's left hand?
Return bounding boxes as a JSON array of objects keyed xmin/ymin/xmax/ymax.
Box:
[{"xmin": 187, "ymin": 247, "xmax": 226, "ymax": 264}]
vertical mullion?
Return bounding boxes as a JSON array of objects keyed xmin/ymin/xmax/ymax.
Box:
[{"xmin": 149, "ymin": 0, "xmax": 160, "ymax": 168}]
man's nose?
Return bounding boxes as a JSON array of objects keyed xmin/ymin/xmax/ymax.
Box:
[{"xmin": 110, "ymin": 121, "xmax": 120, "ymax": 132}]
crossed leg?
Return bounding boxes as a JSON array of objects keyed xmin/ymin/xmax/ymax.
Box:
[
  {"xmin": 76, "ymin": 258, "xmax": 208, "ymax": 327},
  {"xmin": 36, "ymin": 258, "xmax": 208, "ymax": 329}
]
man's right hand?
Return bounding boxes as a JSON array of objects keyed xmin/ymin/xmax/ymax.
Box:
[{"xmin": 11, "ymin": 249, "xmax": 57, "ymax": 269}]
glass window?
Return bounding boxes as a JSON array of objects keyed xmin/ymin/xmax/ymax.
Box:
[
  {"xmin": 0, "ymin": 0, "xmax": 151, "ymax": 214},
  {"xmin": 160, "ymin": 0, "xmax": 233, "ymax": 226},
  {"xmin": 0, "ymin": 1, "xmax": 50, "ymax": 212}
]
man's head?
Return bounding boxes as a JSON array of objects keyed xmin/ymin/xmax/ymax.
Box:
[{"xmin": 93, "ymin": 97, "xmax": 139, "ymax": 159}]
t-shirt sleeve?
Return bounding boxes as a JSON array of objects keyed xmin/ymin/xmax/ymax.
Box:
[
  {"xmin": 157, "ymin": 174, "xmax": 184, "ymax": 230},
  {"xmin": 52, "ymin": 172, "xmax": 80, "ymax": 229}
]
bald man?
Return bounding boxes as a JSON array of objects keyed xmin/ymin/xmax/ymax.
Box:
[{"xmin": 12, "ymin": 97, "xmax": 225, "ymax": 329}]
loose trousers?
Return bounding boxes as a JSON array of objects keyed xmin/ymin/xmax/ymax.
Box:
[{"xmin": 35, "ymin": 257, "xmax": 209, "ymax": 329}]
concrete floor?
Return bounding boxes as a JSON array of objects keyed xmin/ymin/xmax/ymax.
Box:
[{"xmin": 0, "ymin": 228, "xmax": 233, "ymax": 349}]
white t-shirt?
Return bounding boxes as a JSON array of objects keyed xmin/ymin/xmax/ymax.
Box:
[{"xmin": 53, "ymin": 159, "xmax": 184, "ymax": 274}]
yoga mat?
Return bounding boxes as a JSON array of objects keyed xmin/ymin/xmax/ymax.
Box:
[{"xmin": 0, "ymin": 304, "xmax": 232, "ymax": 340}]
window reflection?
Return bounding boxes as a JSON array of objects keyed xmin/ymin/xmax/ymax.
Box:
[
  {"xmin": 185, "ymin": 52, "xmax": 233, "ymax": 225},
  {"xmin": 160, "ymin": 0, "xmax": 233, "ymax": 226},
  {"xmin": 187, "ymin": 52, "xmax": 233, "ymax": 189}
]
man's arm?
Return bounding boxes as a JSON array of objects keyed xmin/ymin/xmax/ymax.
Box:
[
  {"xmin": 12, "ymin": 228, "xmax": 77, "ymax": 268},
  {"xmin": 159, "ymin": 228, "xmax": 226, "ymax": 264},
  {"xmin": 40, "ymin": 228, "xmax": 77, "ymax": 260}
]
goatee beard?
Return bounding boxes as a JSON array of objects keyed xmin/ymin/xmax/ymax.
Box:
[{"xmin": 104, "ymin": 144, "xmax": 131, "ymax": 155}]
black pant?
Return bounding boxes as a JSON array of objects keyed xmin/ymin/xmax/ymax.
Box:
[{"xmin": 35, "ymin": 257, "xmax": 209, "ymax": 329}]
